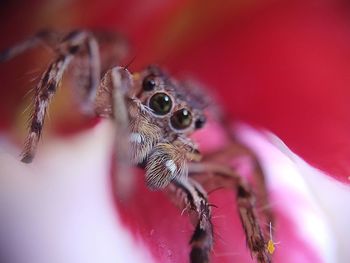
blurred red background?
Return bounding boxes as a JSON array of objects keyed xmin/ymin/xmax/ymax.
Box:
[
  {"xmin": 0, "ymin": 1, "xmax": 349, "ymax": 262},
  {"xmin": 1, "ymin": 0, "xmax": 350, "ymax": 182}
]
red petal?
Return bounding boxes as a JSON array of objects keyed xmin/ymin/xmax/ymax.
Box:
[{"xmin": 159, "ymin": 2, "xmax": 350, "ymax": 182}]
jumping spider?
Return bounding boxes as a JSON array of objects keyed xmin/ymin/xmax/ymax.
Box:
[{"xmin": 0, "ymin": 29, "xmax": 274, "ymax": 263}]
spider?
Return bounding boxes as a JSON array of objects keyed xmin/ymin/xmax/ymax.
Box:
[{"xmin": 0, "ymin": 29, "xmax": 274, "ymax": 263}]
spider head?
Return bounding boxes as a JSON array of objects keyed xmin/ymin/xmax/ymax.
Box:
[{"xmin": 132, "ymin": 66, "xmax": 207, "ymax": 138}]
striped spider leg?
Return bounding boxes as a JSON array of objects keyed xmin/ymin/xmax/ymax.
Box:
[
  {"xmin": 0, "ymin": 29, "xmax": 128, "ymax": 162},
  {"xmin": 166, "ymin": 178, "xmax": 213, "ymax": 263},
  {"xmin": 200, "ymin": 139, "xmax": 275, "ymax": 233},
  {"xmin": 189, "ymin": 160, "xmax": 271, "ymax": 263},
  {"xmin": 164, "ymin": 140, "xmax": 272, "ymax": 263}
]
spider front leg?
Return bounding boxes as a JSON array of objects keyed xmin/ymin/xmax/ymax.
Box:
[
  {"xmin": 178, "ymin": 79, "xmax": 273, "ymax": 232},
  {"xmin": 0, "ymin": 30, "xmax": 59, "ymax": 62},
  {"xmin": 5, "ymin": 30, "xmax": 102, "ymax": 163},
  {"xmin": 94, "ymin": 66, "xmax": 139, "ymax": 195},
  {"xmin": 202, "ymin": 140, "xmax": 274, "ymax": 231},
  {"xmin": 166, "ymin": 178, "xmax": 213, "ymax": 263},
  {"xmin": 148, "ymin": 138, "xmax": 212, "ymax": 262},
  {"xmin": 1, "ymin": 30, "xmax": 103, "ymax": 108},
  {"xmin": 189, "ymin": 161, "xmax": 271, "ymax": 263}
]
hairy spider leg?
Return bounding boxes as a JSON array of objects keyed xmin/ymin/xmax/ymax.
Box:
[
  {"xmin": 202, "ymin": 140, "xmax": 274, "ymax": 235},
  {"xmin": 0, "ymin": 30, "xmax": 59, "ymax": 62},
  {"xmin": 0, "ymin": 30, "xmax": 102, "ymax": 112},
  {"xmin": 167, "ymin": 178, "xmax": 213, "ymax": 263},
  {"xmin": 94, "ymin": 67, "xmax": 139, "ymax": 197},
  {"xmin": 146, "ymin": 142, "xmax": 189, "ymax": 190},
  {"xmin": 189, "ymin": 161, "xmax": 271, "ymax": 263},
  {"xmin": 176, "ymin": 79, "xmax": 273, "ymax": 237},
  {"xmin": 23, "ymin": 31, "xmax": 100, "ymax": 162}
]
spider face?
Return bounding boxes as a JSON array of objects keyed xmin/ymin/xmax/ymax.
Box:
[
  {"xmin": 132, "ymin": 66, "xmax": 207, "ymax": 139},
  {"xmin": 122, "ymin": 66, "xmax": 209, "ymax": 189}
]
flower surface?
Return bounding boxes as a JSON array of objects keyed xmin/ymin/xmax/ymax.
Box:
[
  {"xmin": 1, "ymin": 121, "xmax": 348, "ymax": 263},
  {"xmin": 0, "ymin": 1, "xmax": 350, "ymax": 263}
]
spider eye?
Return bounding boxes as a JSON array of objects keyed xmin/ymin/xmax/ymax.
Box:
[
  {"xmin": 142, "ymin": 75, "xmax": 157, "ymax": 91},
  {"xmin": 149, "ymin": 93, "xmax": 173, "ymax": 115},
  {"xmin": 170, "ymin": 109, "xmax": 192, "ymax": 130},
  {"xmin": 195, "ymin": 115, "xmax": 206, "ymax": 129}
]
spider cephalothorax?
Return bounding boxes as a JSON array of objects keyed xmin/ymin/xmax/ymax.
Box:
[
  {"xmin": 95, "ymin": 65, "xmax": 207, "ymax": 189},
  {"xmin": 1, "ymin": 29, "xmax": 274, "ymax": 263},
  {"xmin": 128, "ymin": 66, "xmax": 208, "ymax": 189}
]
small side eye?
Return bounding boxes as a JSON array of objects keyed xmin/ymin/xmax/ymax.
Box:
[
  {"xmin": 195, "ymin": 115, "xmax": 206, "ymax": 129},
  {"xmin": 170, "ymin": 109, "xmax": 192, "ymax": 130},
  {"xmin": 149, "ymin": 92, "xmax": 173, "ymax": 115},
  {"xmin": 142, "ymin": 74, "xmax": 157, "ymax": 91}
]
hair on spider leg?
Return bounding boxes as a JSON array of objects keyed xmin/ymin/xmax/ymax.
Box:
[
  {"xmin": 21, "ymin": 98, "xmax": 35, "ymax": 116},
  {"xmin": 26, "ymin": 67, "xmax": 45, "ymax": 77},
  {"xmin": 122, "ymin": 54, "xmax": 137, "ymax": 71},
  {"xmin": 206, "ymin": 186, "xmax": 227, "ymax": 195},
  {"xmin": 180, "ymin": 205, "xmax": 191, "ymax": 216},
  {"xmin": 209, "ymin": 220, "xmax": 230, "ymax": 249},
  {"xmin": 208, "ymin": 203, "xmax": 218, "ymax": 209},
  {"xmin": 22, "ymin": 84, "xmax": 37, "ymax": 101},
  {"xmin": 209, "ymin": 212, "xmax": 263, "ymax": 261}
]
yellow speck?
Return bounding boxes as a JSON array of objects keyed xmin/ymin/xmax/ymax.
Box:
[{"xmin": 267, "ymin": 239, "xmax": 275, "ymax": 254}]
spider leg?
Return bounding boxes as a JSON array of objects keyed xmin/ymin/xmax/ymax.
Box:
[
  {"xmin": 72, "ymin": 33, "xmax": 128, "ymax": 111},
  {"xmin": 67, "ymin": 32, "xmax": 101, "ymax": 112},
  {"xmin": 181, "ymin": 72, "xmax": 274, "ymax": 235},
  {"xmin": 21, "ymin": 30, "xmax": 101, "ymax": 163},
  {"xmin": 176, "ymin": 78, "xmax": 272, "ymax": 229},
  {"xmin": 189, "ymin": 161, "xmax": 271, "ymax": 263},
  {"xmin": 0, "ymin": 30, "xmax": 59, "ymax": 62},
  {"xmin": 94, "ymin": 66, "xmax": 139, "ymax": 197},
  {"xmin": 167, "ymin": 178, "xmax": 213, "ymax": 263},
  {"xmin": 145, "ymin": 137, "xmax": 202, "ymax": 190},
  {"xmin": 202, "ymin": 140, "xmax": 274, "ymax": 231},
  {"xmin": 68, "ymin": 31, "xmax": 128, "ymax": 112},
  {"xmin": 0, "ymin": 29, "xmax": 112, "ymax": 113},
  {"xmin": 91, "ymin": 31, "xmax": 129, "ymax": 73},
  {"xmin": 146, "ymin": 142, "xmax": 188, "ymax": 189}
]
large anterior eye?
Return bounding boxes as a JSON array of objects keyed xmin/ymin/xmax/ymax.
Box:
[
  {"xmin": 149, "ymin": 92, "xmax": 173, "ymax": 115},
  {"xmin": 170, "ymin": 108, "xmax": 192, "ymax": 130}
]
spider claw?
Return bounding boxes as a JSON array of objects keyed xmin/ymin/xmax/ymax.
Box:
[{"xmin": 21, "ymin": 154, "xmax": 34, "ymax": 163}]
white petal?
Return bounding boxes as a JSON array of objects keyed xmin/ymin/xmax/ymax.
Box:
[
  {"xmin": 235, "ymin": 123, "xmax": 350, "ymax": 263},
  {"xmin": 0, "ymin": 120, "xmax": 156, "ymax": 263}
]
